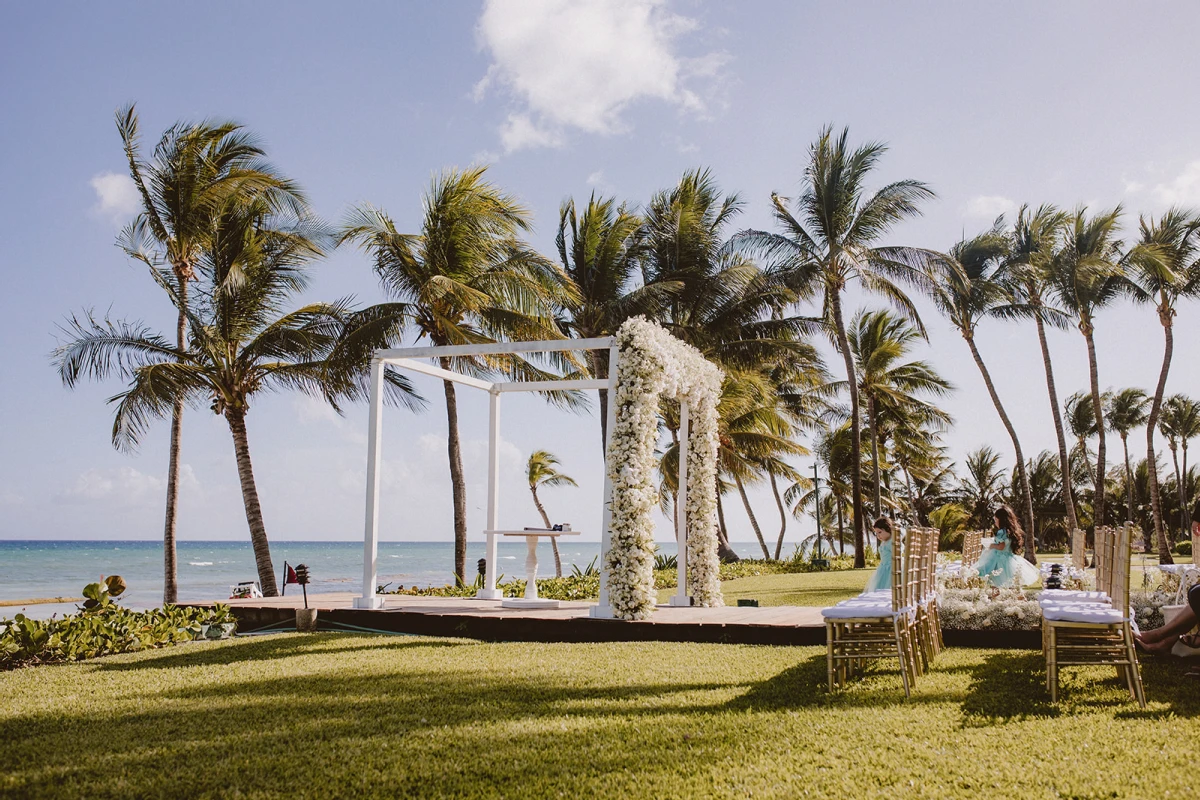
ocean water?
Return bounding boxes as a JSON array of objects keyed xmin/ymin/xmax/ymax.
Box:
[{"xmin": 0, "ymin": 539, "xmax": 725, "ymax": 619}]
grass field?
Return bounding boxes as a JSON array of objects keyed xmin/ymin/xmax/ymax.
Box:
[{"xmin": 2, "ymin": 633, "xmax": 1197, "ymax": 799}]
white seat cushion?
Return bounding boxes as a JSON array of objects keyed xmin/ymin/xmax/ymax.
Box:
[
  {"xmin": 822, "ymin": 602, "xmax": 891, "ymax": 619},
  {"xmin": 1039, "ymin": 590, "xmax": 1109, "ymax": 604},
  {"xmin": 857, "ymin": 591, "xmax": 891, "ymax": 600},
  {"xmin": 1042, "ymin": 604, "xmax": 1127, "ymax": 624}
]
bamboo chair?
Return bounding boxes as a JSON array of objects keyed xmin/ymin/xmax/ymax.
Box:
[
  {"xmin": 1042, "ymin": 523, "xmax": 1145, "ymax": 707},
  {"xmin": 1042, "ymin": 526, "xmax": 1113, "ymax": 606},
  {"xmin": 1070, "ymin": 528, "xmax": 1087, "ymax": 571},
  {"xmin": 823, "ymin": 527, "xmax": 921, "ymax": 696},
  {"xmin": 923, "ymin": 527, "xmax": 945, "ymax": 656},
  {"xmin": 910, "ymin": 526, "xmax": 941, "ymax": 669},
  {"xmin": 961, "ymin": 530, "xmax": 983, "ymax": 571}
]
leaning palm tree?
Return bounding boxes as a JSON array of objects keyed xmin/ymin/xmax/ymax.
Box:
[
  {"xmin": 1160, "ymin": 394, "xmax": 1200, "ymax": 540},
  {"xmin": 1003, "ymin": 204, "xmax": 1080, "ymax": 533},
  {"xmin": 1126, "ymin": 209, "xmax": 1200, "ymax": 561},
  {"xmin": 112, "ymin": 104, "xmax": 305, "ymax": 603},
  {"xmin": 846, "ymin": 308, "xmax": 953, "ymax": 518},
  {"xmin": 556, "ymin": 193, "xmax": 676, "ymax": 448},
  {"xmin": 929, "ymin": 224, "xmax": 1037, "ymax": 560},
  {"xmin": 55, "ymin": 201, "xmax": 351, "ymax": 596},
  {"xmin": 526, "ymin": 450, "xmax": 577, "ymax": 578},
  {"xmin": 1044, "ymin": 207, "xmax": 1127, "ymax": 530},
  {"xmin": 340, "ymin": 167, "xmax": 574, "ymax": 584},
  {"xmin": 734, "ymin": 126, "xmax": 937, "ymax": 567},
  {"xmin": 1105, "ymin": 388, "xmax": 1149, "ymax": 525}
]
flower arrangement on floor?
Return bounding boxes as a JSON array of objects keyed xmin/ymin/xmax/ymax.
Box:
[{"xmin": 604, "ymin": 317, "xmax": 724, "ymax": 620}]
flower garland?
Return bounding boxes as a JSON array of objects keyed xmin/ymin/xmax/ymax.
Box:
[{"xmin": 604, "ymin": 317, "xmax": 724, "ymax": 619}]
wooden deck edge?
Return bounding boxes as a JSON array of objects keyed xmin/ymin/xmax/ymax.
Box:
[{"xmin": 186, "ymin": 603, "xmax": 1041, "ymax": 649}]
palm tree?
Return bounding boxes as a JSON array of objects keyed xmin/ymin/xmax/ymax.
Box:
[
  {"xmin": 1160, "ymin": 394, "xmax": 1200, "ymax": 540},
  {"xmin": 1044, "ymin": 207, "xmax": 1127, "ymax": 530},
  {"xmin": 1127, "ymin": 209, "xmax": 1200, "ymax": 562},
  {"xmin": 340, "ymin": 167, "xmax": 572, "ymax": 583},
  {"xmin": 526, "ymin": 450, "xmax": 577, "ymax": 578},
  {"xmin": 111, "ymin": 104, "xmax": 305, "ymax": 603},
  {"xmin": 929, "ymin": 225, "xmax": 1037, "ymax": 560},
  {"xmin": 1105, "ymin": 388, "xmax": 1149, "ymax": 525},
  {"xmin": 958, "ymin": 446, "xmax": 1008, "ymax": 529},
  {"xmin": 734, "ymin": 126, "xmax": 937, "ymax": 567},
  {"xmin": 1065, "ymin": 389, "xmax": 1101, "ymax": 487},
  {"xmin": 55, "ymin": 200, "xmax": 348, "ymax": 596},
  {"xmin": 846, "ymin": 308, "xmax": 953, "ymax": 518},
  {"xmin": 1004, "ymin": 204, "xmax": 1080, "ymax": 533},
  {"xmin": 555, "ymin": 194, "xmax": 675, "ymax": 448}
]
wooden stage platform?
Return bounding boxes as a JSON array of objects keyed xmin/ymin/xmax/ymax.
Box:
[
  {"xmin": 193, "ymin": 593, "xmax": 1039, "ymax": 648},
  {"xmin": 198, "ymin": 593, "xmax": 827, "ymax": 646}
]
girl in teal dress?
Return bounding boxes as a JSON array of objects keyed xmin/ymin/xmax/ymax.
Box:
[
  {"xmin": 975, "ymin": 505, "xmax": 1040, "ymax": 587},
  {"xmin": 864, "ymin": 517, "xmax": 894, "ymax": 593}
]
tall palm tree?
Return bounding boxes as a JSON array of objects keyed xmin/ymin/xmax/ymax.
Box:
[
  {"xmin": 1105, "ymin": 388, "xmax": 1149, "ymax": 525},
  {"xmin": 526, "ymin": 450, "xmax": 577, "ymax": 578},
  {"xmin": 958, "ymin": 446, "xmax": 1008, "ymax": 529},
  {"xmin": 340, "ymin": 167, "xmax": 573, "ymax": 583},
  {"xmin": 1126, "ymin": 209, "xmax": 1200, "ymax": 562},
  {"xmin": 112, "ymin": 104, "xmax": 305, "ymax": 603},
  {"xmin": 734, "ymin": 126, "xmax": 937, "ymax": 567},
  {"xmin": 1044, "ymin": 207, "xmax": 1127, "ymax": 530},
  {"xmin": 846, "ymin": 308, "xmax": 953, "ymax": 517},
  {"xmin": 1065, "ymin": 390, "xmax": 1101, "ymax": 487},
  {"xmin": 1003, "ymin": 204, "xmax": 1080, "ymax": 533},
  {"xmin": 930, "ymin": 225, "xmax": 1037, "ymax": 560},
  {"xmin": 55, "ymin": 200, "xmax": 350, "ymax": 596},
  {"xmin": 555, "ymin": 193, "xmax": 675, "ymax": 448},
  {"xmin": 1160, "ymin": 394, "xmax": 1200, "ymax": 540}
]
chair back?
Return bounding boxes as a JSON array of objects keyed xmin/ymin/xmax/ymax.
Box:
[
  {"xmin": 1070, "ymin": 528, "xmax": 1086, "ymax": 570},
  {"xmin": 1110, "ymin": 523, "xmax": 1133, "ymax": 612},
  {"xmin": 890, "ymin": 527, "xmax": 908, "ymax": 613},
  {"xmin": 921, "ymin": 526, "xmax": 939, "ymax": 600},
  {"xmin": 901, "ymin": 527, "xmax": 925, "ymax": 612},
  {"xmin": 961, "ymin": 530, "xmax": 982, "ymax": 568},
  {"xmin": 1095, "ymin": 526, "xmax": 1116, "ymax": 595}
]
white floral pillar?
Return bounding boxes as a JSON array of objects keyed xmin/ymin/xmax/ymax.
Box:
[{"xmin": 601, "ymin": 317, "xmax": 724, "ymax": 620}]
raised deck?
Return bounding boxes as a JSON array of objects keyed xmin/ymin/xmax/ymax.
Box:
[{"xmin": 190, "ymin": 593, "xmax": 1040, "ymax": 648}]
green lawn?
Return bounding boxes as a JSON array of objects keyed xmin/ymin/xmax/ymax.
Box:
[
  {"xmin": 707, "ymin": 569, "xmax": 870, "ymax": 608},
  {"xmin": 3, "ymin": 633, "xmax": 1198, "ymax": 799}
]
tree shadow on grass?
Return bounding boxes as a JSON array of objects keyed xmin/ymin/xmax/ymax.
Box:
[
  {"xmin": 92, "ymin": 633, "xmax": 472, "ymax": 672},
  {"xmin": 959, "ymin": 651, "xmax": 1061, "ymax": 724},
  {"xmin": 1113, "ymin": 655, "xmax": 1200, "ymax": 719},
  {"xmin": 729, "ymin": 652, "xmax": 964, "ymax": 711}
]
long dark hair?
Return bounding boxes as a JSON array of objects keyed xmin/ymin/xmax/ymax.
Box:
[{"xmin": 993, "ymin": 505, "xmax": 1025, "ymax": 553}]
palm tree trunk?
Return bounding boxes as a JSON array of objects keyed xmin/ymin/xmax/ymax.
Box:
[
  {"xmin": 965, "ymin": 334, "xmax": 1037, "ymax": 563},
  {"xmin": 1183, "ymin": 443, "xmax": 1191, "ymax": 540},
  {"xmin": 159, "ymin": 279, "xmax": 188, "ymax": 605},
  {"xmin": 770, "ymin": 468, "xmax": 787, "ymax": 560},
  {"xmin": 829, "ymin": 290, "xmax": 866, "ymax": 568},
  {"xmin": 531, "ymin": 486, "xmax": 562, "ymax": 577},
  {"xmin": 734, "ymin": 473, "xmax": 770, "ymax": 559},
  {"xmin": 225, "ymin": 409, "xmax": 278, "ymax": 596},
  {"xmin": 715, "ymin": 491, "xmax": 740, "ymax": 562},
  {"xmin": 1169, "ymin": 444, "xmax": 1183, "ymax": 542},
  {"xmin": 591, "ymin": 350, "xmax": 609, "ymax": 453},
  {"xmin": 869, "ymin": 394, "xmax": 883, "ymax": 518},
  {"xmin": 1123, "ymin": 434, "xmax": 1134, "ymax": 525},
  {"xmin": 1084, "ymin": 328, "xmax": 1108, "ymax": 530},
  {"xmin": 1146, "ymin": 312, "xmax": 1174, "ymax": 563},
  {"xmin": 1036, "ymin": 313, "xmax": 1079, "ymax": 532},
  {"xmin": 440, "ymin": 360, "xmax": 469, "ymax": 585},
  {"xmin": 837, "ymin": 497, "xmax": 845, "ymax": 556}
]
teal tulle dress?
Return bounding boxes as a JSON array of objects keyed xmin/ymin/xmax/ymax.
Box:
[
  {"xmin": 864, "ymin": 538, "xmax": 893, "ymax": 592},
  {"xmin": 975, "ymin": 529, "xmax": 1039, "ymax": 587}
]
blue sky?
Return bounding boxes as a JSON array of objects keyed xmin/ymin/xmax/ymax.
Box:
[{"xmin": 3, "ymin": 1, "xmax": 1200, "ymax": 549}]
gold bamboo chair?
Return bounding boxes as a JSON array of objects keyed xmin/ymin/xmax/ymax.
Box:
[
  {"xmin": 961, "ymin": 529, "xmax": 983, "ymax": 571},
  {"xmin": 823, "ymin": 527, "xmax": 921, "ymax": 696},
  {"xmin": 1070, "ymin": 528, "xmax": 1087, "ymax": 571},
  {"xmin": 1042, "ymin": 523, "xmax": 1145, "ymax": 707}
]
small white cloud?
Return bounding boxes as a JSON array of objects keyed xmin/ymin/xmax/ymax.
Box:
[
  {"xmin": 475, "ymin": 0, "xmax": 726, "ymax": 153},
  {"xmin": 90, "ymin": 171, "xmax": 140, "ymax": 223},
  {"xmin": 0, "ymin": 489, "xmax": 23, "ymax": 506},
  {"xmin": 1152, "ymin": 160, "xmax": 1200, "ymax": 208},
  {"xmin": 965, "ymin": 195, "xmax": 1017, "ymax": 219},
  {"xmin": 294, "ymin": 395, "xmax": 342, "ymax": 427},
  {"xmin": 586, "ymin": 170, "xmax": 605, "ymax": 186}
]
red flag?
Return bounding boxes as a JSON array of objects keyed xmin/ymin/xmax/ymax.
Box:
[{"xmin": 285, "ymin": 564, "xmax": 299, "ymax": 584}]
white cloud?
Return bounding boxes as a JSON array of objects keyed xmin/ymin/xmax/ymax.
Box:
[
  {"xmin": 89, "ymin": 171, "xmax": 140, "ymax": 223},
  {"xmin": 586, "ymin": 170, "xmax": 605, "ymax": 186},
  {"xmin": 0, "ymin": 489, "xmax": 23, "ymax": 507},
  {"xmin": 1151, "ymin": 160, "xmax": 1200, "ymax": 208},
  {"xmin": 59, "ymin": 465, "xmax": 198, "ymax": 507},
  {"xmin": 964, "ymin": 194, "xmax": 1017, "ymax": 219},
  {"xmin": 474, "ymin": 0, "xmax": 725, "ymax": 152}
]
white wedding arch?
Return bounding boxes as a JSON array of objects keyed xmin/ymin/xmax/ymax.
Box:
[{"xmin": 352, "ymin": 317, "xmax": 724, "ymax": 621}]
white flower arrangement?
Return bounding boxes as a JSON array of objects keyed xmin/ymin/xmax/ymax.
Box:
[{"xmin": 604, "ymin": 317, "xmax": 724, "ymax": 619}]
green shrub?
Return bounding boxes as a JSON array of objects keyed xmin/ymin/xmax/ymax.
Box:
[
  {"xmin": 0, "ymin": 577, "xmax": 235, "ymax": 670},
  {"xmin": 1175, "ymin": 540, "xmax": 1193, "ymax": 556}
]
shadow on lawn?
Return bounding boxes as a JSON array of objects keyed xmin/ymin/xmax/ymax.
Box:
[{"xmin": 93, "ymin": 633, "xmax": 471, "ymax": 672}]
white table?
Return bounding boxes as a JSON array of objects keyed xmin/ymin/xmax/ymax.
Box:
[{"xmin": 487, "ymin": 530, "xmax": 582, "ymax": 609}]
